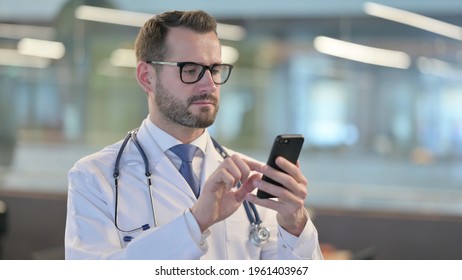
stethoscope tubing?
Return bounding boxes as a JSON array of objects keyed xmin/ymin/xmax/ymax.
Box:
[
  {"xmin": 112, "ymin": 129, "xmax": 265, "ymax": 239},
  {"xmin": 113, "ymin": 130, "xmax": 157, "ymax": 234}
]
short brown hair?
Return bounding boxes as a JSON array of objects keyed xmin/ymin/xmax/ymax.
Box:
[{"xmin": 135, "ymin": 10, "xmax": 218, "ymax": 62}]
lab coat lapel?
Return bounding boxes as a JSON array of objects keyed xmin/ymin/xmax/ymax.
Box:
[
  {"xmin": 155, "ymin": 156, "xmax": 197, "ymax": 199},
  {"xmin": 134, "ymin": 121, "xmax": 198, "ymax": 200},
  {"xmin": 202, "ymin": 137, "xmax": 224, "ymax": 187}
]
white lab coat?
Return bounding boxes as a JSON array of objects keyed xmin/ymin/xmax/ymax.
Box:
[{"xmin": 65, "ymin": 118, "xmax": 323, "ymax": 260}]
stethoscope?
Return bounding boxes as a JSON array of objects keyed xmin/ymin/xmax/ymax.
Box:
[{"xmin": 113, "ymin": 129, "xmax": 270, "ymax": 247}]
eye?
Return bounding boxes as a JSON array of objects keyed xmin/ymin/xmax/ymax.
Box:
[
  {"xmin": 182, "ymin": 64, "xmax": 201, "ymax": 76},
  {"xmin": 211, "ymin": 65, "xmax": 223, "ymax": 75}
]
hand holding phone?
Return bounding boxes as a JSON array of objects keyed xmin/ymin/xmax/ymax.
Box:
[{"xmin": 256, "ymin": 134, "xmax": 304, "ymax": 199}]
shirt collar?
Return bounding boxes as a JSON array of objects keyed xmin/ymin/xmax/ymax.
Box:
[{"xmin": 145, "ymin": 117, "xmax": 208, "ymax": 155}]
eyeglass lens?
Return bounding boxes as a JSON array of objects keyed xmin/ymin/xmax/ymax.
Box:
[{"xmin": 180, "ymin": 63, "xmax": 231, "ymax": 85}]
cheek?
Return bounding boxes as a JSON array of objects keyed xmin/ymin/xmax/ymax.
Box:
[{"xmin": 158, "ymin": 74, "xmax": 183, "ymax": 92}]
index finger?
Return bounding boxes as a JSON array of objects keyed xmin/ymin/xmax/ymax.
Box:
[
  {"xmin": 229, "ymin": 154, "xmax": 264, "ymax": 181},
  {"xmin": 241, "ymin": 157, "xmax": 265, "ymax": 172}
]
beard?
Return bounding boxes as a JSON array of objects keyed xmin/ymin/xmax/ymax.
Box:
[{"xmin": 154, "ymin": 80, "xmax": 219, "ymax": 128}]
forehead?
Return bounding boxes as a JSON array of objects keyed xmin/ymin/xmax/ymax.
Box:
[{"xmin": 165, "ymin": 27, "xmax": 221, "ymax": 61}]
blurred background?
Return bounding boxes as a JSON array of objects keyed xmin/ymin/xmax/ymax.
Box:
[{"xmin": 1, "ymin": 0, "xmax": 462, "ymax": 259}]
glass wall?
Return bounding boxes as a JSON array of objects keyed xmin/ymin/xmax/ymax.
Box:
[{"xmin": 1, "ymin": 1, "xmax": 462, "ymax": 216}]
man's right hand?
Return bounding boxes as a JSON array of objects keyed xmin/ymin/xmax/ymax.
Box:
[{"xmin": 190, "ymin": 154, "xmax": 263, "ymax": 232}]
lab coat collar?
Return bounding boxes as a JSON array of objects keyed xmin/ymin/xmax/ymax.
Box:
[{"xmin": 142, "ymin": 117, "xmax": 208, "ymax": 155}]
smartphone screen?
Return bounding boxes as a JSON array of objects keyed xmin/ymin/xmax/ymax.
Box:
[{"xmin": 256, "ymin": 134, "xmax": 304, "ymax": 199}]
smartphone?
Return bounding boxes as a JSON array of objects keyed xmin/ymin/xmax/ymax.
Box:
[{"xmin": 256, "ymin": 134, "xmax": 304, "ymax": 199}]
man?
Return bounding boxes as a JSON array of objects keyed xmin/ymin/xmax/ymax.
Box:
[{"xmin": 65, "ymin": 10, "xmax": 323, "ymax": 260}]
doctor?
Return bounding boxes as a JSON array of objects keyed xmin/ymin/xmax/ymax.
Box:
[{"xmin": 65, "ymin": 10, "xmax": 323, "ymax": 260}]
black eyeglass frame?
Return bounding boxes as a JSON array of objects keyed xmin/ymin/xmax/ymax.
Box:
[{"xmin": 146, "ymin": 61, "xmax": 233, "ymax": 85}]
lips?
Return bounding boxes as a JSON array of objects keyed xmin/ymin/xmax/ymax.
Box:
[
  {"xmin": 192, "ymin": 100, "xmax": 215, "ymax": 106},
  {"xmin": 189, "ymin": 95, "xmax": 218, "ymax": 107}
]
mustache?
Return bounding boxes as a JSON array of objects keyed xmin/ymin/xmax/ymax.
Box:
[{"xmin": 188, "ymin": 94, "xmax": 218, "ymax": 105}]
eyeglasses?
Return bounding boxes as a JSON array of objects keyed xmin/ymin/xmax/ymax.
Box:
[{"xmin": 146, "ymin": 61, "xmax": 233, "ymax": 85}]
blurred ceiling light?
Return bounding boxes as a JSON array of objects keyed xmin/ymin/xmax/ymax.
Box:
[
  {"xmin": 0, "ymin": 48, "xmax": 50, "ymax": 68},
  {"xmin": 417, "ymin": 56, "xmax": 462, "ymax": 78},
  {"xmin": 313, "ymin": 36, "xmax": 411, "ymax": 69},
  {"xmin": 75, "ymin": 5, "xmax": 245, "ymax": 41},
  {"xmin": 364, "ymin": 2, "xmax": 462, "ymax": 41},
  {"xmin": 217, "ymin": 23, "xmax": 246, "ymax": 41},
  {"xmin": 110, "ymin": 48, "xmax": 136, "ymax": 67},
  {"xmin": 221, "ymin": 45, "xmax": 239, "ymax": 64},
  {"xmin": 0, "ymin": 23, "xmax": 55, "ymax": 40},
  {"xmin": 17, "ymin": 38, "xmax": 65, "ymax": 59},
  {"xmin": 75, "ymin": 5, "xmax": 149, "ymax": 27}
]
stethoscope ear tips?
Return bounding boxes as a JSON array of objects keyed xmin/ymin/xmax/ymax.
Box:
[{"xmin": 124, "ymin": 236, "xmax": 133, "ymax": 242}]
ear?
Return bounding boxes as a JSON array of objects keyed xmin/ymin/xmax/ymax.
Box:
[{"xmin": 136, "ymin": 61, "xmax": 155, "ymax": 93}]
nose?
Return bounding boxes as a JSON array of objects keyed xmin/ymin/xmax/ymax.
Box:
[{"xmin": 197, "ymin": 69, "xmax": 218, "ymax": 88}]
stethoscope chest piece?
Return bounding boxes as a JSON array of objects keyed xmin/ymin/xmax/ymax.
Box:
[{"xmin": 249, "ymin": 223, "xmax": 270, "ymax": 247}]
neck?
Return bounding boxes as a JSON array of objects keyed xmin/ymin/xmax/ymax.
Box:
[{"xmin": 149, "ymin": 114, "xmax": 205, "ymax": 144}]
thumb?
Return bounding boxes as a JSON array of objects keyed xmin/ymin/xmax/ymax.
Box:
[{"xmin": 234, "ymin": 173, "xmax": 260, "ymax": 202}]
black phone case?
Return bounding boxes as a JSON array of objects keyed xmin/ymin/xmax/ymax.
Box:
[{"xmin": 256, "ymin": 134, "xmax": 304, "ymax": 199}]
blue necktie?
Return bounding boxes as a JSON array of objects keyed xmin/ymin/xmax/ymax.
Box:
[{"xmin": 170, "ymin": 144, "xmax": 200, "ymax": 198}]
